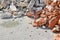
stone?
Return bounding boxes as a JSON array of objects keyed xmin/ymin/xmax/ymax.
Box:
[
  {"xmin": 0, "ymin": 3, "xmax": 3, "ymax": 9},
  {"xmin": 1, "ymin": 12, "xmax": 12, "ymax": 19},
  {"xmin": 9, "ymin": 2, "xmax": 17, "ymax": 11},
  {"xmin": 40, "ymin": 0, "xmax": 45, "ymax": 3},
  {"xmin": 19, "ymin": 2, "xmax": 28, "ymax": 7},
  {"xmin": 36, "ymin": 7, "xmax": 42, "ymax": 11},
  {"xmin": 27, "ymin": 0, "xmax": 35, "ymax": 9},
  {"xmin": 17, "ymin": 11, "xmax": 25, "ymax": 18},
  {"xmin": 35, "ymin": 0, "xmax": 40, "ymax": 6}
]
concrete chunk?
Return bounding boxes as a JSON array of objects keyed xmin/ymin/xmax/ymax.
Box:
[{"xmin": 27, "ymin": 0, "xmax": 35, "ymax": 9}]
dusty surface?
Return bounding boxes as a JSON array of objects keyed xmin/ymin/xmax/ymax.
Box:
[{"xmin": 0, "ymin": 16, "xmax": 54, "ymax": 40}]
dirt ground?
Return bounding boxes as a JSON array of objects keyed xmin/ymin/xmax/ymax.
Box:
[{"xmin": 0, "ymin": 16, "xmax": 54, "ymax": 40}]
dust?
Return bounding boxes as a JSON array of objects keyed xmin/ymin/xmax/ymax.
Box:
[{"xmin": 0, "ymin": 20, "xmax": 20, "ymax": 28}]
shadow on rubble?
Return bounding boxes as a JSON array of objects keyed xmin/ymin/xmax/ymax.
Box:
[
  {"xmin": 35, "ymin": 26, "xmax": 50, "ymax": 30},
  {"xmin": 1, "ymin": 14, "xmax": 25, "ymax": 19},
  {"xmin": 1, "ymin": 16, "xmax": 13, "ymax": 19},
  {"xmin": 40, "ymin": 27, "xmax": 50, "ymax": 30},
  {"xmin": 1, "ymin": 17, "xmax": 13, "ymax": 19}
]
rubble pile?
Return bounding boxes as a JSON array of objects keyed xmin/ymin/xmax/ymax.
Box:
[
  {"xmin": 0, "ymin": 0, "xmax": 45, "ymax": 18},
  {"xmin": 0, "ymin": 0, "xmax": 60, "ymax": 32},
  {"xmin": 32, "ymin": 0, "xmax": 60, "ymax": 33},
  {"xmin": 0, "ymin": 0, "xmax": 60, "ymax": 40}
]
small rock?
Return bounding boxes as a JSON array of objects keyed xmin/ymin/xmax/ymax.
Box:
[
  {"xmin": 27, "ymin": 0, "xmax": 35, "ymax": 9},
  {"xmin": 44, "ymin": 30, "xmax": 47, "ymax": 32},
  {"xmin": 29, "ymin": 22, "xmax": 32, "ymax": 24},
  {"xmin": 19, "ymin": 2, "xmax": 28, "ymax": 7},
  {"xmin": 36, "ymin": 7, "xmax": 42, "ymax": 11},
  {"xmin": 17, "ymin": 11, "xmax": 25, "ymax": 17},
  {"xmin": 42, "ymin": 26, "xmax": 46, "ymax": 29},
  {"xmin": 29, "ymin": 35, "xmax": 32, "ymax": 37}
]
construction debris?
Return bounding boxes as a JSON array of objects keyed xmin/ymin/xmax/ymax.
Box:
[
  {"xmin": 32, "ymin": 0, "xmax": 60, "ymax": 32},
  {"xmin": 54, "ymin": 33, "xmax": 60, "ymax": 40},
  {"xmin": 0, "ymin": 0, "xmax": 60, "ymax": 40},
  {"xmin": 0, "ymin": 0, "xmax": 59, "ymax": 30}
]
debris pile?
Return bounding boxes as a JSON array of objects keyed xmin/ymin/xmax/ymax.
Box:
[
  {"xmin": 0, "ymin": 0, "xmax": 60, "ymax": 32},
  {"xmin": 22, "ymin": 0, "xmax": 60, "ymax": 33},
  {"xmin": 0, "ymin": 0, "xmax": 60, "ymax": 40},
  {"xmin": 0, "ymin": 0, "xmax": 45, "ymax": 18},
  {"xmin": 31, "ymin": 0, "xmax": 60, "ymax": 33}
]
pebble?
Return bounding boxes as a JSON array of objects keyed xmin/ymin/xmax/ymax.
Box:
[{"xmin": 44, "ymin": 30, "xmax": 47, "ymax": 32}]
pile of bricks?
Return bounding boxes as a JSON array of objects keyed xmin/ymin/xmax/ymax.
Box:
[{"xmin": 25, "ymin": 0, "xmax": 60, "ymax": 33}]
